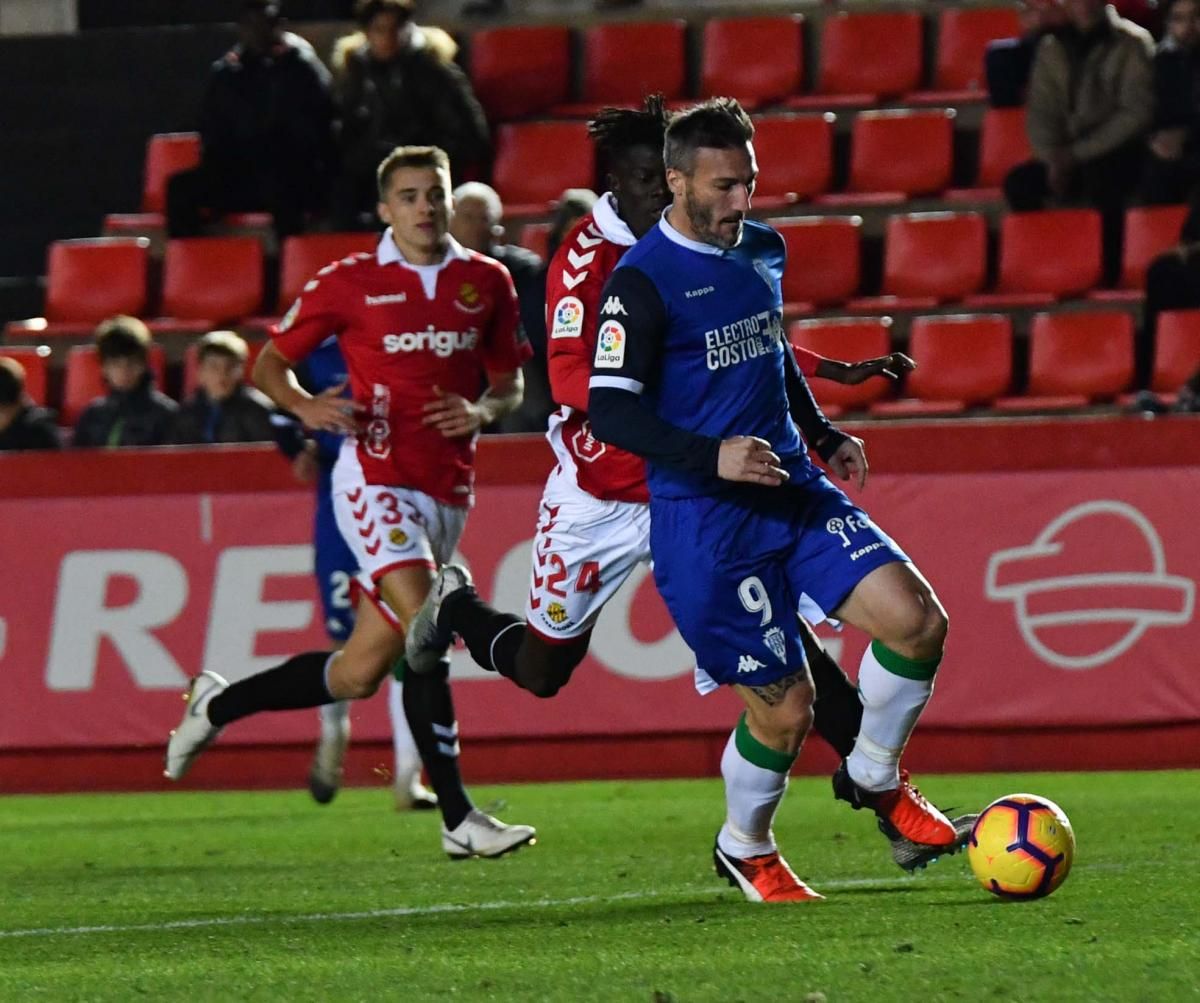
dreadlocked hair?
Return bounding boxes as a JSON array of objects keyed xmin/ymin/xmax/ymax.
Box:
[{"xmin": 588, "ymin": 94, "xmax": 672, "ymax": 171}]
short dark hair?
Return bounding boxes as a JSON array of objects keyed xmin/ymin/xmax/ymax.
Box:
[
  {"xmin": 376, "ymin": 145, "xmax": 451, "ymax": 199},
  {"xmin": 0, "ymin": 356, "xmax": 25, "ymax": 406},
  {"xmin": 95, "ymin": 315, "xmax": 151, "ymax": 362},
  {"xmin": 663, "ymin": 98, "xmax": 755, "ymax": 174},
  {"xmin": 588, "ymin": 93, "xmax": 673, "ymax": 174},
  {"xmin": 355, "ymin": 0, "xmax": 415, "ymax": 27}
]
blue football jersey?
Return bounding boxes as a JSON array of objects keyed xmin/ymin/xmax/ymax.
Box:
[
  {"xmin": 588, "ymin": 218, "xmax": 818, "ymax": 499},
  {"xmin": 300, "ymin": 335, "xmax": 351, "ymax": 466}
]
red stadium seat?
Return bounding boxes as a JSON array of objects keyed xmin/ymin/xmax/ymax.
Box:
[
  {"xmin": 701, "ymin": 15, "xmax": 805, "ymax": 108},
  {"xmin": 276, "ymin": 233, "xmax": 377, "ymax": 312},
  {"xmin": 492, "ymin": 121, "xmax": 594, "ymax": 217},
  {"xmin": 873, "ymin": 314, "xmax": 1012, "ymax": 415},
  {"xmin": 996, "ymin": 311, "xmax": 1133, "ymax": 410},
  {"xmin": 852, "ymin": 212, "xmax": 986, "ymax": 311},
  {"xmin": 182, "ymin": 339, "xmax": 266, "ymax": 397},
  {"xmin": 1151, "ymin": 309, "xmax": 1200, "ymax": 392},
  {"xmin": 554, "ymin": 21, "xmax": 687, "ymax": 115},
  {"xmin": 469, "ymin": 26, "xmax": 571, "ymax": 122},
  {"xmin": 789, "ymin": 317, "xmax": 894, "ymax": 410},
  {"xmin": 156, "ymin": 237, "xmax": 264, "ymax": 327},
  {"xmin": 947, "ymin": 108, "xmax": 1031, "ymax": 201},
  {"xmin": 0, "ymin": 346, "xmax": 52, "ymax": 408},
  {"xmin": 774, "ymin": 216, "xmax": 862, "ymax": 312},
  {"xmin": 789, "ymin": 12, "xmax": 923, "ymax": 108},
  {"xmin": 968, "ymin": 210, "xmax": 1102, "ymax": 306},
  {"xmin": 826, "ymin": 110, "xmax": 954, "ymax": 202},
  {"xmin": 909, "ymin": 8, "xmax": 1023, "ymax": 103},
  {"xmin": 62, "ymin": 343, "xmax": 167, "ymax": 425},
  {"xmin": 143, "ymin": 132, "xmax": 201, "ymax": 213},
  {"xmin": 1090, "ymin": 205, "xmax": 1189, "ymax": 302},
  {"xmin": 751, "ymin": 114, "xmax": 835, "ymax": 207}
]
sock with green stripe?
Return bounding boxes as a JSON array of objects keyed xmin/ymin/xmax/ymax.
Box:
[
  {"xmin": 716, "ymin": 713, "xmax": 798, "ymax": 859},
  {"xmin": 846, "ymin": 639, "xmax": 941, "ymax": 793}
]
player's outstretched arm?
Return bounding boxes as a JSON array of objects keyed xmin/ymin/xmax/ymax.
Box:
[{"xmin": 817, "ymin": 352, "xmax": 916, "ymax": 385}]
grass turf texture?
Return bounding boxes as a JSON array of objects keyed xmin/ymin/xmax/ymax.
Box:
[{"xmin": 1, "ymin": 771, "xmax": 1196, "ymax": 1002}]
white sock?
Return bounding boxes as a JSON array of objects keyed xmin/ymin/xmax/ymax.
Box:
[
  {"xmin": 387, "ymin": 676, "xmax": 421, "ymax": 789},
  {"xmin": 716, "ymin": 715, "xmax": 795, "ymax": 859},
  {"xmin": 846, "ymin": 640, "xmax": 939, "ymax": 792},
  {"xmin": 318, "ymin": 699, "xmax": 349, "ymax": 739}
]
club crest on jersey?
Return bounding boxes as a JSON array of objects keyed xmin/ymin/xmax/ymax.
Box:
[
  {"xmin": 551, "ymin": 296, "xmax": 584, "ymax": 339},
  {"xmin": 762, "ymin": 627, "xmax": 788, "ymax": 664},
  {"xmin": 752, "ymin": 258, "xmax": 775, "ymax": 291},
  {"xmin": 454, "ymin": 282, "xmax": 485, "ymax": 314},
  {"xmin": 594, "ymin": 320, "xmax": 626, "ymax": 368}
]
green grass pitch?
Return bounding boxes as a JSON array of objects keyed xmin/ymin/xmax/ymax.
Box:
[{"xmin": 1, "ymin": 770, "xmax": 1197, "ymax": 1001}]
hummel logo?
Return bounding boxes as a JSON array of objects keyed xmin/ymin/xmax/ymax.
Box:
[
  {"xmin": 737, "ymin": 655, "xmax": 766, "ymax": 674},
  {"xmin": 365, "ymin": 293, "xmax": 407, "ymax": 306},
  {"xmin": 601, "ymin": 295, "xmax": 627, "ymax": 316}
]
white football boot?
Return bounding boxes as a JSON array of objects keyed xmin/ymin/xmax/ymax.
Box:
[
  {"xmin": 308, "ymin": 701, "xmax": 351, "ymax": 805},
  {"xmin": 163, "ymin": 671, "xmax": 228, "ymax": 781},
  {"xmin": 441, "ymin": 809, "xmax": 536, "ymax": 860},
  {"xmin": 405, "ymin": 564, "xmax": 472, "ymax": 675}
]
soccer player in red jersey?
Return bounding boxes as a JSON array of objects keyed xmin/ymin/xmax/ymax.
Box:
[{"xmin": 165, "ymin": 146, "xmax": 536, "ymax": 859}]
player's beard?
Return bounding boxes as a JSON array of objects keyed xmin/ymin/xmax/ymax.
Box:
[{"xmin": 683, "ymin": 185, "xmax": 743, "ymax": 250}]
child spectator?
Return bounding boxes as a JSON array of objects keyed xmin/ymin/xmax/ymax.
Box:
[
  {"xmin": 0, "ymin": 356, "xmax": 61, "ymax": 452},
  {"xmin": 172, "ymin": 331, "xmax": 276, "ymax": 444}
]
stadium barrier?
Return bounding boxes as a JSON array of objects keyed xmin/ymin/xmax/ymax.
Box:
[{"xmin": 2, "ymin": 416, "xmax": 1199, "ymax": 793}]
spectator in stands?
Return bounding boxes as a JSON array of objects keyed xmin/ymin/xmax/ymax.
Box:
[
  {"xmin": 1142, "ymin": 0, "xmax": 1200, "ymax": 203},
  {"xmin": 0, "ymin": 357, "xmax": 60, "ymax": 452},
  {"xmin": 171, "ymin": 331, "xmax": 276, "ymax": 444},
  {"xmin": 167, "ymin": 0, "xmax": 337, "ymax": 239},
  {"xmin": 73, "ymin": 317, "xmax": 177, "ymax": 449},
  {"xmin": 1004, "ymin": 0, "xmax": 1155, "ymax": 284},
  {"xmin": 332, "ymin": 0, "xmax": 490, "ymax": 228},
  {"xmin": 986, "ymin": 0, "xmax": 1069, "ymax": 108},
  {"xmin": 1140, "ymin": 195, "xmax": 1200, "ymax": 383}
]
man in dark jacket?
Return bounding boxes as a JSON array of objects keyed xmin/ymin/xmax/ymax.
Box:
[
  {"xmin": 0, "ymin": 356, "xmax": 61, "ymax": 452},
  {"xmin": 167, "ymin": 0, "xmax": 337, "ymax": 238},
  {"xmin": 73, "ymin": 317, "xmax": 177, "ymax": 449},
  {"xmin": 1142, "ymin": 0, "xmax": 1200, "ymax": 202},
  {"xmin": 172, "ymin": 330, "xmax": 276, "ymax": 444}
]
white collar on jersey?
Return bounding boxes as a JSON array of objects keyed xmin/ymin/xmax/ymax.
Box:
[
  {"xmin": 376, "ymin": 228, "xmax": 471, "ymax": 268},
  {"xmin": 592, "ymin": 192, "xmax": 637, "ymax": 247},
  {"xmin": 657, "ymin": 212, "xmax": 724, "ymax": 256}
]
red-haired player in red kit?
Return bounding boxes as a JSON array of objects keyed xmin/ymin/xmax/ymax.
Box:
[{"xmin": 165, "ymin": 145, "xmax": 537, "ymax": 859}]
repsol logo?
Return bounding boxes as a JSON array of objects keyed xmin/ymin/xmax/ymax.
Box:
[{"xmin": 383, "ymin": 327, "xmax": 479, "ymax": 357}]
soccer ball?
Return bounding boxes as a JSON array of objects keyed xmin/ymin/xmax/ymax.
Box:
[{"xmin": 967, "ymin": 793, "xmax": 1075, "ymax": 900}]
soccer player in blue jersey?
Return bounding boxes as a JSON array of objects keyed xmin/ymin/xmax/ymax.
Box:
[{"xmin": 584, "ymin": 99, "xmax": 964, "ymax": 902}]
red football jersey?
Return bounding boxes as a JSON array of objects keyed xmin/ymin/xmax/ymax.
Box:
[
  {"xmin": 271, "ymin": 232, "xmax": 529, "ymax": 505},
  {"xmin": 545, "ymin": 195, "xmax": 649, "ymax": 503}
]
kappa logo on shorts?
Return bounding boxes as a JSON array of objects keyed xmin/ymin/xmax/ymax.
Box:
[
  {"xmin": 546, "ymin": 602, "xmax": 570, "ymax": 626},
  {"xmin": 762, "ymin": 627, "xmax": 787, "ymax": 664},
  {"xmin": 737, "ymin": 655, "xmax": 766, "ymax": 675}
]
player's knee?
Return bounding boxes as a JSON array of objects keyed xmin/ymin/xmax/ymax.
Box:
[
  {"xmin": 759, "ymin": 679, "xmax": 815, "ymax": 754},
  {"xmin": 333, "ymin": 659, "xmax": 386, "ymax": 700},
  {"xmin": 885, "ymin": 591, "xmax": 948, "ymax": 660}
]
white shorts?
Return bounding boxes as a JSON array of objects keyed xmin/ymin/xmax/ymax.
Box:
[
  {"xmin": 331, "ymin": 442, "xmax": 468, "ymax": 630},
  {"xmin": 524, "ymin": 466, "xmax": 651, "ymax": 642}
]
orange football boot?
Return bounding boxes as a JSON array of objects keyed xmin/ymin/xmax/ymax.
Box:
[
  {"xmin": 713, "ymin": 838, "xmax": 825, "ymax": 903},
  {"xmin": 834, "ymin": 763, "xmax": 957, "ymax": 847}
]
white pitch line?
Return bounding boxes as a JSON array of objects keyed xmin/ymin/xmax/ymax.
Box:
[{"xmin": 0, "ymin": 874, "xmax": 964, "ymax": 941}]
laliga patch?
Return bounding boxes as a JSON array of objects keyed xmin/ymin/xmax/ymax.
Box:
[
  {"xmin": 551, "ymin": 296, "xmax": 585, "ymax": 339},
  {"xmin": 594, "ymin": 320, "xmax": 626, "ymax": 368}
]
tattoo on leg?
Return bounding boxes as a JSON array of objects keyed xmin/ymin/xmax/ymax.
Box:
[{"xmin": 749, "ymin": 671, "xmax": 807, "ymax": 707}]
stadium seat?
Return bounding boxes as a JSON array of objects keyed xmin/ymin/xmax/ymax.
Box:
[
  {"xmin": 469, "ymin": 26, "xmax": 571, "ymax": 122},
  {"xmin": 276, "ymin": 233, "xmax": 377, "ymax": 313},
  {"xmin": 0, "ymin": 346, "xmax": 52, "ymax": 408},
  {"xmin": 4, "ymin": 237, "xmax": 152, "ymax": 339},
  {"xmin": 492, "ymin": 121, "xmax": 594, "ymax": 217},
  {"xmin": 142, "ymin": 132, "xmax": 201, "ymax": 214},
  {"xmin": 554, "ymin": 21, "xmax": 687, "ymax": 115},
  {"xmin": 1150, "ymin": 309, "xmax": 1200, "ymax": 392},
  {"xmin": 774, "ymin": 216, "xmax": 862, "ymax": 313},
  {"xmin": 62, "ymin": 343, "xmax": 167, "ymax": 425},
  {"xmin": 789, "ymin": 317, "xmax": 894, "ymax": 410},
  {"xmin": 967, "ymin": 209, "xmax": 1103, "ymax": 306},
  {"xmin": 751, "ymin": 114, "xmax": 835, "ymax": 207},
  {"xmin": 1089, "ymin": 204, "xmax": 1189, "ymax": 303},
  {"xmin": 947, "ymin": 108, "xmax": 1031, "ymax": 201},
  {"xmin": 823, "ymin": 109, "xmax": 954, "ymax": 202},
  {"xmin": 155, "ymin": 237, "xmax": 264, "ymax": 328},
  {"xmin": 871, "ymin": 314, "xmax": 1012, "ymax": 416},
  {"xmin": 909, "ymin": 8, "xmax": 1023, "ymax": 104},
  {"xmin": 850, "ymin": 211, "xmax": 986, "ymax": 311},
  {"xmin": 995, "ymin": 311, "xmax": 1133, "ymax": 411},
  {"xmin": 701, "ymin": 15, "xmax": 805, "ymax": 108},
  {"xmin": 788, "ymin": 12, "xmax": 923, "ymax": 108},
  {"xmin": 181, "ymin": 339, "xmax": 266, "ymax": 397}
]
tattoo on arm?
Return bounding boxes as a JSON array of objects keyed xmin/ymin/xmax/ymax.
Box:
[{"xmin": 748, "ymin": 671, "xmax": 807, "ymax": 707}]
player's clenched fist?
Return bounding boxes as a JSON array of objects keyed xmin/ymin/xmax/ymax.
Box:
[{"xmin": 717, "ymin": 435, "xmax": 789, "ymax": 486}]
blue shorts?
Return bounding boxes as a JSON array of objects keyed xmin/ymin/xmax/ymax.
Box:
[
  {"xmin": 314, "ymin": 465, "xmax": 357, "ymax": 642},
  {"xmin": 650, "ymin": 474, "xmax": 907, "ymax": 691}
]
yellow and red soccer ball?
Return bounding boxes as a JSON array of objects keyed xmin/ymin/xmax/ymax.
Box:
[{"xmin": 967, "ymin": 794, "xmax": 1075, "ymax": 900}]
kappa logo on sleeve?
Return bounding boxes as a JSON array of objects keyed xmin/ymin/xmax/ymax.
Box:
[
  {"xmin": 551, "ymin": 296, "xmax": 585, "ymax": 339},
  {"xmin": 594, "ymin": 320, "xmax": 626, "ymax": 368},
  {"xmin": 601, "ymin": 295, "xmax": 627, "ymax": 316}
]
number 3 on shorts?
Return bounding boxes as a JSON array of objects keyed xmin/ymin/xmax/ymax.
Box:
[{"xmin": 738, "ymin": 575, "xmax": 773, "ymax": 625}]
